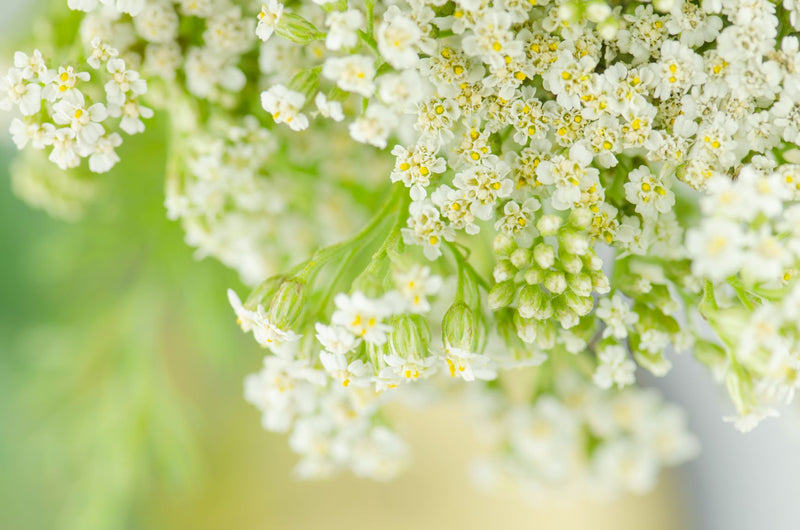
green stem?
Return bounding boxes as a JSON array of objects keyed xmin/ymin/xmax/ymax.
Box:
[{"xmin": 290, "ymin": 184, "xmax": 406, "ymax": 282}]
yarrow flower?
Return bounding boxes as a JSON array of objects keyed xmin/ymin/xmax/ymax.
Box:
[{"xmin": 6, "ymin": 0, "xmax": 800, "ymax": 498}]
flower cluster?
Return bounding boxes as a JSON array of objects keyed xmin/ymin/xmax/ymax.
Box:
[
  {"xmin": 4, "ymin": 0, "xmax": 800, "ymax": 502},
  {"xmin": 469, "ymin": 372, "xmax": 698, "ymax": 500},
  {"xmin": 3, "ymin": 43, "xmax": 150, "ymax": 173}
]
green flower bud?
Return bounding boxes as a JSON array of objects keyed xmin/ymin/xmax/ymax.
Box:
[
  {"xmin": 568, "ymin": 207, "xmax": 593, "ymax": 229},
  {"xmin": 276, "ymin": 13, "xmax": 324, "ymax": 44},
  {"xmin": 591, "ymin": 269, "xmax": 610, "ymax": 294},
  {"xmin": 560, "ymin": 230, "xmax": 589, "ymax": 255},
  {"xmin": 555, "ymin": 304, "xmax": 579, "ymax": 329},
  {"xmin": 557, "ymin": 1, "xmax": 580, "ymax": 22},
  {"xmin": 518, "ymin": 285, "xmax": 553, "ymax": 320},
  {"xmin": 493, "ymin": 259, "xmax": 517, "ymax": 283},
  {"xmin": 390, "ymin": 314, "xmax": 431, "ymax": 359},
  {"xmin": 568, "ymin": 272, "xmax": 593, "ymax": 297},
  {"xmin": 524, "ymin": 266, "xmax": 544, "ymax": 285},
  {"xmin": 584, "ymin": 251, "xmax": 604, "ymax": 271},
  {"xmin": 533, "ymin": 242, "xmax": 556, "ymax": 269},
  {"xmin": 565, "ymin": 291, "xmax": 594, "ymax": 316},
  {"xmin": 585, "ymin": 0, "xmax": 612, "ymax": 23},
  {"xmin": 443, "ymin": 301, "xmax": 477, "ymax": 350},
  {"xmin": 510, "ymin": 248, "xmax": 532, "ymax": 269},
  {"xmin": 596, "ymin": 16, "xmax": 619, "ymax": 41},
  {"xmin": 544, "ymin": 270, "xmax": 567, "ymax": 294},
  {"xmin": 560, "ymin": 252, "xmax": 583, "ymax": 275},
  {"xmin": 488, "ymin": 280, "xmax": 517, "ymax": 310},
  {"xmin": 288, "ymin": 66, "xmax": 321, "ymax": 101},
  {"xmin": 536, "ymin": 214, "xmax": 562, "ymax": 236},
  {"xmin": 493, "ymin": 232, "xmax": 516, "ymax": 256},
  {"xmin": 267, "ymin": 278, "xmax": 306, "ymax": 328},
  {"xmin": 514, "ymin": 312, "xmax": 537, "ymax": 343},
  {"xmin": 245, "ymin": 274, "xmax": 285, "ymax": 309}
]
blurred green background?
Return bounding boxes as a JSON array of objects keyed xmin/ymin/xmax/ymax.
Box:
[{"xmin": 0, "ymin": 6, "xmax": 687, "ymax": 528}]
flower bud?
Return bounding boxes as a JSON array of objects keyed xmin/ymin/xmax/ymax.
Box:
[
  {"xmin": 443, "ymin": 302, "xmax": 477, "ymax": 350},
  {"xmin": 390, "ymin": 314, "xmax": 431, "ymax": 359},
  {"xmin": 554, "ymin": 301, "xmax": 579, "ymax": 329},
  {"xmin": 585, "ymin": 0, "xmax": 612, "ymax": 22},
  {"xmin": 596, "ymin": 16, "xmax": 619, "ymax": 40},
  {"xmin": 584, "ymin": 252, "xmax": 604, "ymax": 271},
  {"xmin": 245, "ymin": 274, "xmax": 285, "ymax": 309},
  {"xmin": 524, "ymin": 266, "xmax": 544, "ymax": 285},
  {"xmin": 510, "ymin": 248, "xmax": 532, "ymax": 269},
  {"xmin": 653, "ymin": 0, "xmax": 675, "ymax": 12},
  {"xmin": 560, "ymin": 252, "xmax": 583, "ymax": 275},
  {"xmin": 533, "ymin": 242, "xmax": 555, "ymax": 269},
  {"xmin": 557, "ymin": 1, "xmax": 580, "ymax": 22},
  {"xmin": 568, "ymin": 272, "xmax": 593, "ymax": 297},
  {"xmin": 536, "ymin": 214, "xmax": 562, "ymax": 236},
  {"xmin": 276, "ymin": 13, "xmax": 324, "ymax": 44},
  {"xmin": 267, "ymin": 278, "xmax": 306, "ymax": 328},
  {"xmin": 518, "ymin": 285, "xmax": 553, "ymax": 320},
  {"xmin": 591, "ymin": 270, "xmax": 611, "ymax": 294},
  {"xmin": 514, "ymin": 312, "xmax": 537, "ymax": 343},
  {"xmin": 493, "ymin": 259, "xmax": 517, "ymax": 283},
  {"xmin": 544, "ymin": 270, "xmax": 567, "ymax": 294},
  {"xmin": 488, "ymin": 280, "xmax": 517, "ymax": 310},
  {"xmin": 560, "ymin": 230, "xmax": 589, "ymax": 255},
  {"xmin": 565, "ymin": 291, "xmax": 594, "ymax": 316},
  {"xmin": 288, "ymin": 66, "xmax": 321, "ymax": 101},
  {"xmin": 568, "ymin": 207, "xmax": 593, "ymax": 229},
  {"xmin": 493, "ymin": 232, "xmax": 516, "ymax": 256}
]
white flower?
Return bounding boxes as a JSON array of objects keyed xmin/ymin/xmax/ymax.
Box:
[
  {"xmin": 109, "ymin": 98, "xmax": 154, "ymax": 135},
  {"xmin": 322, "ymin": 55, "xmax": 376, "ymax": 97},
  {"xmin": 649, "ymin": 40, "xmax": 705, "ymax": 99},
  {"xmin": 319, "ymin": 351, "xmax": 371, "ymax": 387},
  {"xmin": 134, "ymin": 1, "xmax": 179, "ymax": 43},
  {"xmin": 348, "ymin": 104, "xmax": 395, "ymax": 149},
  {"xmin": 325, "ymin": 9, "xmax": 363, "ymax": 51},
  {"xmin": 88, "ymin": 133, "xmax": 122, "ymax": 173},
  {"xmin": 87, "ymin": 39, "xmax": 119, "ymax": 69},
  {"xmin": 686, "ymin": 218, "xmax": 746, "ymax": 282},
  {"xmin": 378, "ymin": 354, "xmax": 437, "ymax": 386},
  {"xmin": 13, "ymin": 49, "xmax": 48, "ymax": 79},
  {"xmin": 315, "ymin": 323, "xmax": 360, "ymax": 355},
  {"xmin": 377, "ymin": 12, "xmax": 422, "ymax": 69},
  {"xmin": 48, "ymin": 129, "xmax": 81, "ymax": 170},
  {"xmin": 261, "ymin": 85, "xmax": 309, "ymax": 131},
  {"xmin": 624, "ymin": 166, "xmax": 675, "ymax": 219},
  {"xmin": 314, "ymin": 92, "xmax": 344, "ymax": 122},
  {"xmin": 443, "ymin": 344, "xmax": 497, "ymax": 382},
  {"xmin": 331, "ymin": 292, "xmax": 393, "ymax": 345},
  {"xmin": 401, "ymin": 199, "xmax": 455, "ymax": 260},
  {"xmin": 394, "ymin": 265, "xmax": 442, "ymax": 313},
  {"xmin": 390, "ymin": 144, "xmax": 446, "ymax": 200},
  {"xmin": 104, "ymin": 59, "xmax": 146, "ymax": 106},
  {"xmin": 593, "ymin": 344, "xmax": 637, "ymax": 389},
  {"xmin": 256, "ymin": 0, "xmax": 284, "ymax": 42},
  {"xmin": 52, "ymin": 93, "xmax": 108, "ymax": 149},
  {"xmin": 0, "ymin": 68, "xmax": 42, "ymax": 116},
  {"xmin": 8, "ymin": 119, "xmax": 55, "ymax": 150},
  {"xmin": 596, "ymin": 293, "xmax": 639, "ymax": 339}
]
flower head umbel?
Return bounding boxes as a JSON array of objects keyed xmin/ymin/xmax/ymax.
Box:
[{"xmin": 8, "ymin": 0, "xmax": 800, "ymax": 496}]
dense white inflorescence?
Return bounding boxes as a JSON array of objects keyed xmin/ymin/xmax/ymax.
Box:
[{"xmin": 3, "ymin": 0, "xmax": 800, "ymax": 499}]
